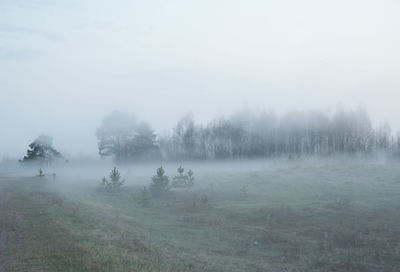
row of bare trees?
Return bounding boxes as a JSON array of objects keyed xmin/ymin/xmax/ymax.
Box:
[
  {"xmin": 97, "ymin": 109, "xmax": 399, "ymax": 162},
  {"xmin": 160, "ymin": 109, "xmax": 397, "ymax": 160}
]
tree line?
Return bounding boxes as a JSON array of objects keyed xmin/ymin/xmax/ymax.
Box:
[
  {"xmin": 19, "ymin": 108, "xmax": 400, "ymax": 164},
  {"xmin": 97, "ymin": 109, "xmax": 399, "ymax": 162}
]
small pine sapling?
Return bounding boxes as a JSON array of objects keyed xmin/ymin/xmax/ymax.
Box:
[
  {"xmin": 177, "ymin": 165, "xmax": 184, "ymax": 175},
  {"xmin": 101, "ymin": 167, "xmax": 125, "ymax": 191},
  {"xmin": 150, "ymin": 166, "xmax": 169, "ymax": 196},
  {"xmin": 109, "ymin": 167, "xmax": 124, "ymax": 188},
  {"xmin": 38, "ymin": 168, "xmax": 45, "ymax": 177},
  {"xmin": 137, "ymin": 186, "xmax": 151, "ymax": 207},
  {"xmin": 187, "ymin": 169, "xmax": 195, "ymax": 187},
  {"xmin": 172, "ymin": 165, "xmax": 188, "ymax": 188}
]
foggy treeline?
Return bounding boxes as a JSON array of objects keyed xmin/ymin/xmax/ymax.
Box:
[{"xmin": 97, "ymin": 108, "xmax": 400, "ymax": 162}]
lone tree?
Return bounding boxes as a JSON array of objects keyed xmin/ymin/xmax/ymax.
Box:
[
  {"xmin": 149, "ymin": 166, "xmax": 169, "ymax": 196},
  {"xmin": 101, "ymin": 167, "xmax": 125, "ymax": 191},
  {"xmin": 20, "ymin": 135, "xmax": 61, "ymax": 166}
]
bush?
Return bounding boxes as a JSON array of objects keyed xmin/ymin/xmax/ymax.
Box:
[
  {"xmin": 150, "ymin": 166, "xmax": 169, "ymax": 196},
  {"xmin": 101, "ymin": 167, "xmax": 125, "ymax": 191}
]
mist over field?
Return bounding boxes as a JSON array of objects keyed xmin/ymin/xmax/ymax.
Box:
[
  {"xmin": 1, "ymin": 0, "xmax": 400, "ymax": 157},
  {"xmin": 1, "ymin": 1, "xmax": 400, "ymax": 271}
]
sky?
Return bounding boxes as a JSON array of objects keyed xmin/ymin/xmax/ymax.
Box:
[{"xmin": 1, "ymin": 0, "xmax": 400, "ymax": 157}]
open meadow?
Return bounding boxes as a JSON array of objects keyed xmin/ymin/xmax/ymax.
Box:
[
  {"xmin": 1, "ymin": 158, "xmax": 400, "ymax": 271},
  {"xmin": 2, "ymin": 1, "xmax": 400, "ymax": 271}
]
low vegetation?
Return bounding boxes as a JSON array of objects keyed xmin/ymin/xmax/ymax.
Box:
[
  {"xmin": 172, "ymin": 166, "xmax": 195, "ymax": 188},
  {"xmin": 2, "ymin": 161, "xmax": 400, "ymax": 271}
]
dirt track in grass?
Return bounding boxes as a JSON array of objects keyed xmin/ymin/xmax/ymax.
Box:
[{"xmin": 0, "ymin": 176, "xmax": 198, "ymax": 272}]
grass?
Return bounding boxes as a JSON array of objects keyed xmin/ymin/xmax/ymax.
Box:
[
  {"xmin": 0, "ymin": 177, "xmax": 197, "ymax": 271},
  {"xmin": 2, "ymin": 160, "xmax": 400, "ymax": 271}
]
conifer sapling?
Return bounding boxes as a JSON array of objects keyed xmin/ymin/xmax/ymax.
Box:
[{"xmin": 150, "ymin": 166, "xmax": 169, "ymax": 196}]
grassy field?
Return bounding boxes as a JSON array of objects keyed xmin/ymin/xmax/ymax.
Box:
[{"xmin": 2, "ymin": 160, "xmax": 400, "ymax": 271}]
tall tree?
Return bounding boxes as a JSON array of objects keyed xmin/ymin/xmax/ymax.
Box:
[
  {"xmin": 20, "ymin": 135, "xmax": 61, "ymax": 166},
  {"xmin": 172, "ymin": 114, "xmax": 197, "ymax": 158},
  {"xmin": 128, "ymin": 122, "xmax": 160, "ymax": 160},
  {"xmin": 96, "ymin": 112, "xmax": 137, "ymax": 162},
  {"xmin": 97, "ymin": 112, "xmax": 160, "ymax": 162}
]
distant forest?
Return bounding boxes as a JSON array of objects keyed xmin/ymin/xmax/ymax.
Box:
[{"xmin": 96, "ymin": 108, "xmax": 399, "ymax": 162}]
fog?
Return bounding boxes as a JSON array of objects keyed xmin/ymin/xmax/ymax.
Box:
[
  {"xmin": 1, "ymin": 0, "xmax": 400, "ymax": 158},
  {"xmin": 4, "ymin": 2, "xmax": 400, "ymax": 271}
]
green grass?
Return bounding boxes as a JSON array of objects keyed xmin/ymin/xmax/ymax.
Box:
[
  {"xmin": 1, "ymin": 177, "xmax": 197, "ymax": 272},
  {"xmin": 2, "ymin": 161, "xmax": 400, "ymax": 271}
]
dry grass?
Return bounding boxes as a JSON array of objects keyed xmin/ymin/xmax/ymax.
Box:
[
  {"xmin": 2, "ymin": 161, "xmax": 400, "ymax": 271},
  {"xmin": 0, "ymin": 176, "xmax": 198, "ymax": 272}
]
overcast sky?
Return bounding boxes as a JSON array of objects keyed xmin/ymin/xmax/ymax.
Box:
[{"xmin": 1, "ymin": 0, "xmax": 399, "ymax": 157}]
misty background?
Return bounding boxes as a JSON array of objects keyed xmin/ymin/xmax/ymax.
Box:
[{"xmin": 1, "ymin": 0, "xmax": 399, "ymax": 158}]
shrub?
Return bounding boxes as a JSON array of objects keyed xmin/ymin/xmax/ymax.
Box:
[
  {"xmin": 187, "ymin": 169, "xmax": 195, "ymax": 187},
  {"xmin": 150, "ymin": 166, "xmax": 169, "ymax": 196}
]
